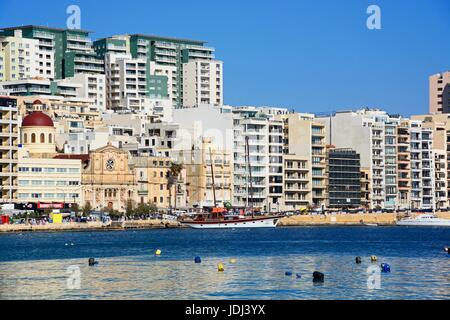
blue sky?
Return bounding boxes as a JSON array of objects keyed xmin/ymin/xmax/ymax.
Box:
[{"xmin": 1, "ymin": 0, "xmax": 449, "ymax": 116}]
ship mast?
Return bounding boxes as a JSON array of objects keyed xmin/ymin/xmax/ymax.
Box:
[
  {"xmin": 209, "ymin": 147, "xmax": 217, "ymax": 208},
  {"xmin": 245, "ymin": 136, "xmax": 254, "ymax": 218}
]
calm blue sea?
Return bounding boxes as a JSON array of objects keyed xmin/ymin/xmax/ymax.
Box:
[{"xmin": 0, "ymin": 226, "xmax": 449, "ymax": 300}]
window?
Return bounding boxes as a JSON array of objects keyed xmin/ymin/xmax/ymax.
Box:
[
  {"xmin": 48, "ymin": 134, "xmax": 52, "ymax": 143},
  {"xmin": 40, "ymin": 133, "xmax": 45, "ymax": 143},
  {"xmin": 23, "ymin": 134, "xmax": 27, "ymax": 143},
  {"xmin": 31, "ymin": 133, "xmax": 36, "ymax": 143}
]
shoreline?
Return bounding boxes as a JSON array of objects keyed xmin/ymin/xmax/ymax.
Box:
[{"xmin": 1, "ymin": 213, "xmax": 450, "ymax": 234}]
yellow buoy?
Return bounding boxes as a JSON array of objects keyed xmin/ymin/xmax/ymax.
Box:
[
  {"xmin": 155, "ymin": 249, "xmax": 162, "ymax": 256},
  {"xmin": 217, "ymin": 263, "xmax": 225, "ymax": 272},
  {"xmin": 229, "ymin": 258, "xmax": 237, "ymax": 264},
  {"xmin": 370, "ymin": 255, "xmax": 377, "ymax": 262}
]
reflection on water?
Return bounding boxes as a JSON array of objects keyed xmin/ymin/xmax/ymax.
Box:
[
  {"xmin": 1, "ymin": 253, "xmax": 449, "ymax": 300},
  {"xmin": 0, "ymin": 227, "xmax": 450, "ymax": 300}
]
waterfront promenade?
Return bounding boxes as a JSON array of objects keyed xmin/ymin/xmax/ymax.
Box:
[{"xmin": 1, "ymin": 213, "xmax": 450, "ymax": 233}]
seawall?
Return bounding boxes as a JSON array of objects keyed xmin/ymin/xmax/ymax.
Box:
[
  {"xmin": 0, "ymin": 219, "xmax": 181, "ymax": 233},
  {"xmin": 279, "ymin": 212, "xmax": 450, "ymax": 226}
]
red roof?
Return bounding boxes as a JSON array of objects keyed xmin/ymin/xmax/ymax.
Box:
[
  {"xmin": 21, "ymin": 111, "xmax": 54, "ymax": 127},
  {"xmin": 33, "ymin": 99, "xmax": 43, "ymax": 105}
]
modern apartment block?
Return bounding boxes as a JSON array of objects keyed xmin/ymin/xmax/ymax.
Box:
[
  {"xmin": 104, "ymin": 52, "xmax": 148, "ymax": 111},
  {"xmin": 127, "ymin": 34, "xmax": 217, "ymax": 107},
  {"xmin": 182, "ymin": 59, "xmax": 223, "ymax": 107},
  {"xmin": 319, "ymin": 109, "xmax": 402, "ymax": 210},
  {"xmin": 0, "ymin": 30, "xmax": 47, "ymax": 80},
  {"xmin": 0, "ymin": 96, "xmax": 19, "ymax": 202},
  {"xmin": 267, "ymin": 119, "xmax": 284, "ymax": 212},
  {"xmin": 409, "ymin": 120, "xmax": 434, "ymax": 209},
  {"xmin": 283, "ymin": 155, "xmax": 311, "ymax": 210},
  {"xmin": 321, "ymin": 109, "xmax": 438, "ymax": 210},
  {"xmin": 411, "ymin": 113, "xmax": 450, "ymax": 209},
  {"xmin": 233, "ymin": 107, "xmax": 272, "ymax": 210},
  {"xmin": 0, "ymin": 25, "xmax": 98, "ymax": 79},
  {"xmin": 429, "ymin": 71, "xmax": 450, "ymax": 114},
  {"xmin": 277, "ymin": 113, "xmax": 326, "ymax": 209},
  {"xmin": 397, "ymin": 121, "xmax": 411, "ymax": 209},
  {"xmin": 63, "ymin": 73, "xmax": 106, "ymax": 111},
  {"xmin": 326, "ymin": 147, "xmax": 361, "ymax": 209}
]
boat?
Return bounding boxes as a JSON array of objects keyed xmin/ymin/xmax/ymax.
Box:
[
  {"xmin": 397, "ymin": 214, "xmax": 450, "ymax": 227},
  {"xmin": 180, "ymin": 137, "xmax": 283, "ymax": 229},
  {"xmin": 363, "ymin": 223, "xmax": 378, "ymax": 227},
  {"xmin": 180, "ymin": 208, "xmax": 282, "ymax": 229}
]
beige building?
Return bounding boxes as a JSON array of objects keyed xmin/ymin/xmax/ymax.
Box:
[
  {"xmin": 15, "ymin": 96, "xmax": 101, "ymax": 127},
  {"xmin": 283, "ymin": 155, "xmax": 311, "ymax": 210},
  {"xmin": 429, "ymin": 71, "xmax": 450, "ymax": 114},
  {"xmin": 82, "ymin": 144, "xmax": 136, "ymax": 212},
  {"xmin": 130, "ymin": 156, "xmax": 187, "ymax": 210},
  {"xmin": 182, "ymin": 60, "xmax": 223, "ymax": 107},
  {"xmin": 277, "ymin": 113, "xmax": 327, "ymax": 209},
  {"xmin": 0, "ymin": 96, "xmax": 19, "ymax": 202}
]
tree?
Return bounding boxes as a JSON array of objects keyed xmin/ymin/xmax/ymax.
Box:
[
  {"xmin": 126, "ymin": 199, "xmax": 135, "ymax": 218},
  {"xmin": 166, "ymin": 162, "xmax": 184, "ymax": 214},
  {"xmin": 132, "ymin": 201, "xmax": 158, "ymax": 217},
  {"xmin": 82, "ymin": 202, "xmax": 92, "ymax": 216}
]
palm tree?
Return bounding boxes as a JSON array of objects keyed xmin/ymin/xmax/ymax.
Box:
[{"xmin": 167, "ymin": 162, "xmax": 184, "ymax": 214}]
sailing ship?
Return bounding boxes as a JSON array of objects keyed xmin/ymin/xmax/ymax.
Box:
[{"xmin": 180, "ymin": 136, "xmax": 283, "ymax": 229}]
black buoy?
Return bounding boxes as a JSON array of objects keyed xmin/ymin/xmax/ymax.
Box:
[
  {"xmin": 355, "ymin": 257, "xmax": 362, "ymax": 264},
  {"xmin": 285, "ymin": 271, "xmax": 293, "ymax": 276},
  {"xmin": 88, "ymin": 258, "xmax": 98, "ymax": 266},
  {"xmin": 313, "ymin": 271, "xmax": 324, "ymax": 283}
]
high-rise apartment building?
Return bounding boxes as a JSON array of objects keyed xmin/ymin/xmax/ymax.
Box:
[
  {"xmin": 0, "ymin": 96, "xmax": 19, "ymax": 202},
  {"xmin": 232, "ymin": 107, "xmax": 284, "ymax": 211},
  {"xmin": 412, "ymin": 113, "xmax": 450, "ymax": 209},
  {"xmin": 0, "ymin": 25, "xmax": 100, "ymax": 79},
  {"xmin": 429, "ymin": 71, "xmax": 450, "ymax": 114},
  {"xmin": 96, "ymin": 34, "xmax": 220, "ymax": 108},
  {"xmin": 182, "ymin": 60, "xmax": 223, "ymax": 107},
  {"xmin": 0, "ymin": 30, "xmax": 44, "ymax": 80},
  {"xmin": 104, "ymin": 52, "xmax": 149, "ymax": 111}
]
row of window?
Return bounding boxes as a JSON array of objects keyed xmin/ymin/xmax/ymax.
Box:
[
  {"xmin": 18, "ymin": 167, "xmax": 80, "ymax": 173},
  {"xmin": 18, "ymin": 193, "xmax": 80, "ymax": 199},
  {"xmin": 18, "ymin": 180, "xmax": 80, "ymax": 186},
  {"xmin": 23, "ymin": 133, "xmax": 52, "ymax": 144}
]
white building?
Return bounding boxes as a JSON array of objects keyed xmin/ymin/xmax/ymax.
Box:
[
  {"xmin": 63, "ymin": 73, "xmax": 106, "ymax": 112},
  {"xmin": 182, "ymin": 60, "xmax": 223, "ymax": 107},
  {"xmin": 104, "ymin": 52, "xmax": 148, "ymax": 111},
  {"xmin": 232, "ymin": 106, "xmax": 284, "ymax": 211},
  {"xmin": 0, "ymin": 29, "xmax": 54, "ymax": 81}
]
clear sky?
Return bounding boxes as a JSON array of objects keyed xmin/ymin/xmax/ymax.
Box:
[{"xmin": 1, "ymin": 0, "xmax": 449, "ymax": 116}]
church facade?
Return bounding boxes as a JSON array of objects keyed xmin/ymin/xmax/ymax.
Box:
[{"xmin": 82, "ymin": 144, "xmax": 136, "ymax": 212}]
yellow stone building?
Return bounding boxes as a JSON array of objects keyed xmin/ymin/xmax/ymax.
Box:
[
  {"xmin": 130, "ymin": 156, "xmax": 187, "ymax": 210},
  {"xmin": 82, "ymin": 144, "xmax": 136, "ymax": 212},
  {"xmin": 173, "ymin": 137, "xmax": 233, "ymax": 209}
]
